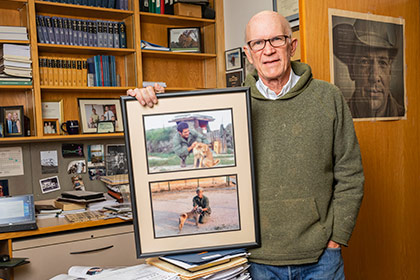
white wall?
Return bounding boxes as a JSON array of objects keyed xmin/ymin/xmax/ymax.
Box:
[{"xmin": 223, "ymin": 0, "xmax": 274, "ymax": 50}]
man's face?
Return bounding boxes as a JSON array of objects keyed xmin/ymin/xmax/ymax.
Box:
[
  {"xmin": 179, "ymin": 128, "xmax": 189, "ymax": 139},
  {"xmin": 349, "ymin": 48, "xmax": 393, "ymax": 111},
  {"xmin": 197, "ymin": 190, "xmax": 203, "ymax": 198},
  {"xmin": 243, "ymin": 13, "xmax": 297, "ymax": 85},
  {"xmin": 7, "ymin": 113, "xmax": 12, "ymax": 120}
]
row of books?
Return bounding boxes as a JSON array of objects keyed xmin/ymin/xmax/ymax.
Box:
[
  {"xmin": 39, "ymin": 57, "xmax": 87, "ymax": 87},
  {"xmin": 140, "ymin": 0, "xmax": 174, "ymax": 14},
  {"xmin": 40, "ymin": 0, "xmax": 129, "ymax": 10},
  {"xmin": 36, "ymin": 15, "xmax": 127, "ymax": 48},
  {"xmin": 0, "ymin": 26, "xmax": 28, "ymax": 41},
  {"xmin": 87, "ymin": 55, "xmax": 119, "ymax": 87},
  {"xmin": 0, "ymin": 44, "xmax": 32, "ymax": 85}
]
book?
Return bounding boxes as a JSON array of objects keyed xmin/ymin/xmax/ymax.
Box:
[
  {"xmin": 82, "ymin": 59, "xmax": 87, "ymax": 86},
  {"xmin": 0, "ymin": 26, "xmax": 27, "ymax": 33},
  {"xmin": 0, "ymin": 80, "xmax": 32, "ymax": 85},
  {"xmin": 76, "ymin": 59, "xmax": 83, "ymax": 86},
  {"xmin": 0, "ymin": 32, "xmax": 28, "ymax": 40},
  {"xmin": 141, "ymin": 40, "xmax": 170, "ymax": 51},
  {"xmin": 140, "ymin": 0, "xmax": 149, "ymax": 12},
  {"xmin": 45, "ymin": 16, "xmax": 55, "ymax": 44},
  {"xmin": 87, "ymin": 56, "xmax": 95, "ymax": 86},
  {"xmin": 113, "ymin": 22, "xmax": 119, "ymax": 48},
  {"xmin": 100, "ymin": 174, "xmax": 129, "ymax": 185},
  {"xmin": 107, "ymin": 21, "xmax": 114, "ymax": 48},
  {"xmin": 110, "ymin": 55, "xmax": 116, "ymax": 86},
  {"xmin": 118, "ymin": 22, "xmax": 126, "ymax": 48},
  {"xmin": 60, "ymin": 190, "xmax": 105, "ymax": 200},
  {"xmin": 54, "ymin": 200, "xmax": 86, "ymax": 211}
]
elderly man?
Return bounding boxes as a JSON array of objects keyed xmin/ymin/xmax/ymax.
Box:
[
  {"xmin": 333, "ymin": 19, "xmax": 405, "ymax": 118},
  {"xmin": 128, "ymin": 11, "xmax": 364, "ymax": 279}
]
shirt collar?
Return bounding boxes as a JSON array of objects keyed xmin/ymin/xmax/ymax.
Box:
[{"xmin": 256, "ymin": 69, "xmax": 301, "ymax": 100}]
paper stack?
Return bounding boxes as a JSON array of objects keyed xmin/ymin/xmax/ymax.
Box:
[
  {"xmin": 147, "ymin": 248, "xmax": 251, "ymax": 280},
  {"xmin": 0, "ymin": 26, "xmax": 28, "ymax": 41},
  {"xmin": 0, "ymin": 43, "xmax": 32, "ymax": 85},
  {"xmin": 100, "ymin": 174, "xmax": 129, "ymax": 203}
]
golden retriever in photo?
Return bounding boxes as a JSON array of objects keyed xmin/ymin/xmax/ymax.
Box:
[
  {"xmin": 193, "ymin": 143, "xmax": 220, "ymax": 168},
  {"xmin": 178, "ymin": 207, "xmax": 202, "ymax": 233}
]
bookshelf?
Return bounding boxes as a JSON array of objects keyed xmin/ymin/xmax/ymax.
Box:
[{"xmin": 0, "ymin": 0, "xmax": 224, "ymax": 142}]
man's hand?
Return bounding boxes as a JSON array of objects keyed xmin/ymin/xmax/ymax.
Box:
[
  {"xmin": 327, "ymin": 240, "xmax": 341, "ymax": 248},
  {"xmin": 126, "ymin": 83, "xmax": 165, "ymax": 108}
]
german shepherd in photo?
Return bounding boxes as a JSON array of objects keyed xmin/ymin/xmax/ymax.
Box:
[
  {"xmin": 178, "ymin": 207, "xmax": 202, "ymax": 233},
  {"xmin": 193, "ymin": 143, "xmax": 220, "ymax": 168}
]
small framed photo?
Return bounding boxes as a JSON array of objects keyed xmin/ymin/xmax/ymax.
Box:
[
  {"xmin": 168, "ymin": 27, "xmax": 201, "ymax": 52},
  {"xmin": 97, "ymin": 121, "xmax": 115, "ymax": 133},
  {"xmin": 39, "ymin": 176, "xmax": 61, "ymax": 194},
  {"xmin": 226, "ymin": 70, "xmax": 243, "ymax": 87},
  {"xmin": 43, "ymin": 119, "xmax": 59, "ymax": 135},
  {"xmin": 1, "ymin": 106, "xmax": 24, "ymax": 137},
  {"xmin": 0, "ymin": 179, "xmax": 9, "ymax": 197},
  {"xmin": 225, "ymin": 48, "xmax": 242, "ymax": 71},
  {"xmin": 0, "ymin": 123, "xmax": 3, "ymax": 138},
  {"xmin": 121, "ymin": 88, "xmax": 259, "ymax": 257},
  {"xmin": 41, "ymin": 99, "xmax": 63, "ymax": 123},
  {"xmin": 78, "ymin": 98, "xmax": 123, "ymax": 134}
]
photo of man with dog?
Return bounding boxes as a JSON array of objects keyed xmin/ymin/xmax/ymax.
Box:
[
  {"xmin": 143, "ymin": 109, "xmax": 235, "ymax": 173},
  {"xmin": 150, "ymin": 175, "xmax": 240, "ymax": 238}
]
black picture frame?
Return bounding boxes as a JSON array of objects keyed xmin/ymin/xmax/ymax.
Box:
[
  {"xmin": 121, "ymin": 88, "xmax": 260, "ymax": 258},
  {"xmin": 168, "ymin": 27, "xmax": 201, "ymax": 53},
  {"xmin": 225, "ymin": 47, "xmax": 242, "ymax": 71},
  {"xmin": 1, "ymin": 106, "xmax": 24, "ymax": 137},
  {"xmin": 226, "ymin": 70, "xmax": 243, "ymax": 87}
]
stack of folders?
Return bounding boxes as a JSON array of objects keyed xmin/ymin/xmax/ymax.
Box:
[
  {"xmin": 40, "ymin": 0, "xmax": 129, "ymax": 10},
  {"xmin": 36, "ymin": 16, "xmax": 127, "ymax": 48},
  {"xmin": 147, "ymin": 248, "xmax": 251, "ymax": 280},
  {"xmin": 0, "ymin": 44, "xmax": 32, "ymax": 85},
  {"xmin": 0, "ymin": 26, "xmax": 28, "ymax": 41}
]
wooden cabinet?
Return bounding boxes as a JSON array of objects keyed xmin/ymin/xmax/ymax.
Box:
[{"xmin": 0, "ymin": 0, "xmax": 225, "ymax": 144}]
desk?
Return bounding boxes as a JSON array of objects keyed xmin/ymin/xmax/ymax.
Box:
[{"xmin": 0, "ymin": 217, "xmax": 139, "ymax": 280}]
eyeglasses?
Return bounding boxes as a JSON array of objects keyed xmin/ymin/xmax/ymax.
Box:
[{"xmin": 247, "ymin": 35, "xmax": 290, "ymax": 51}]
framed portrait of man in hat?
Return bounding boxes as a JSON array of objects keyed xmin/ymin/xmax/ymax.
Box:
[{"xmin": 329, "ymin": 9, "xmax": 406, "ymax": 120}]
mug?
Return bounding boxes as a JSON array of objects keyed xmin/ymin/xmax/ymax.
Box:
[{"xmin": 61, "ymin": 120, "xmax": 79, "ymax": 135}]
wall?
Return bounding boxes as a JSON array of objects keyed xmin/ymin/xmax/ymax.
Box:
[
  {"xmin": 300, "ymin": 0, "xmax": 420, "ymax": 278},
  {"xmin": 223, "ymin": 0, "xmax": 273, "ymax": 50}
]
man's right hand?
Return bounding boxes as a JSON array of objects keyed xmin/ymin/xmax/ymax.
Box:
[{"xmin": 126, "ymin": 83, "xmax": 165, "ymax": 108}]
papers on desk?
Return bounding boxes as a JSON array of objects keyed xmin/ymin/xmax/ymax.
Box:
[{"xmin": 49, "ymin": 264, "xmax": 180, "ymax": 280}]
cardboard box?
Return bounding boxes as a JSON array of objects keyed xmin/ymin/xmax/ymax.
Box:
[{"xmin": 174, "ymin": 3, "xmax": 202, "ymax": 18}]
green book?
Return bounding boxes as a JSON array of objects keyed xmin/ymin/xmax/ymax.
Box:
[{"xmin": 0, "ymin": 80, "xmax": 32, "ymax": 85}]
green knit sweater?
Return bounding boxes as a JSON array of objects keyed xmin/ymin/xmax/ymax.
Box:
[{"xmin": 245, "ymin": 61, "xmax": 364, "ymax": 265}]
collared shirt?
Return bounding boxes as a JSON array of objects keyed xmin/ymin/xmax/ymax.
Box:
[{"xmin": 256, "ymin": 69, "xmax": 301, "ymax": 100}]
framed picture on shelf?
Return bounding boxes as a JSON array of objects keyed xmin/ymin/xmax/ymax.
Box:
[
  {"xmin": 43, "ymin": 119, "xmax": 59, "ymax": 135},
  {"xmin": 120, "ymin": 87, "xmax": 259, "ymax": 257},
  {"xmin": 225, "ymin": 48, "xmax": 242, "ymax": 71},
  {"xmin": 1, "ymin": 106, "xmax": 24, "ymax": 137},
  {"xmin": 78, "ymin": 98, "xmax": 123, "ymax": 134},
  {"xmin": 226, "ymin": 70, "xmax": 243, "ymax": 87},
  {"xmin": 168, "ymin": 27, "xmax": 201, "ymax": 52},
  {"xmin": 41, "ymin": 100, "xmax": 63, "ymax": 124},
  {"xmin": 0, "ymin": 123, "xmax": 3, "ymax": 138}
]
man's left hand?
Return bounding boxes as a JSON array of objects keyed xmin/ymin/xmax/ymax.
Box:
[{"xmin": 327, "ymin": 240, "xmax": 341, "ymax": 248}]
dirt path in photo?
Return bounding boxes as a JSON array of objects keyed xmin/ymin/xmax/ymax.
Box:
[{"xmin": 151, "ymin": 187, "xmax": 240, "ymax": 238}]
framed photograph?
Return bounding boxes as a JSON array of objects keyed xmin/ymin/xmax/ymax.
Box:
[
  {"xmin": 97, "ymin": 121, "xmax": 115, "ymax": 133},
  {"xmin": 1, "ymin": 106, "xmax": 24, "ymax": 137},
  {"xmin": 121, "ymin": 87, "xmax": 259, "ymax": 257},
  {"xmin": 329, "ymin": 9, "xmax": 406, "ymax": 121},
  {"xmin": 0, "ymin": 179, "xmax": 9, "ymax": 197},
  {"xmin": 41, "ymin": 100, "xmax": 63, "ymax": 129},
  {"xmin": 40, "ymin": 150, "xmax": 59, "ymax": 174},
  {"xmin": 43, "ymin": 118, "xmax": 59, "ymax": 135},
  {"xmin": 226, "ymin": 70, "xmax": 243, "ymax": 87},
  {"xmin": 0, "ymin": 123, "xmax": 3, "ymax": 138},
  {"xmin": 168, "ymin": 27, "xmax": 201, "ymax": 52},
  {"xmin": 225, "ymin": 48, "xmax": 242, "ymax": 71},
  {"xmin": 106, "ymin": 144, "xmax": 128, "ymax": 175},
  {"xmin": 78, "ymin": 99, "xmax": 123, "ymax": 133},
  {"xmin": 39, "ymin": 176, "xmax": 61, "ymax": 194}
]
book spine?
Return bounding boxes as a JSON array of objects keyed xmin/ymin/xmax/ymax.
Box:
[
  {"xmin": 108, "ymin": 0, "xmax": 115, "ymax": 9},
  {"xmin": 47, "ymin": 58, "xmax": 53, "ymax": 85},
  {"xmin": 76, "ymin": 59, "xmax": 83, "ymax": 86},
  {"xmin": 71, "ymin": 58, "xmax": 77, "ymax": 86},
  {"xmin": 57, "ymin": 59, "xmax": 64, "ymax": 86},
  {"xmin": 66, "ymin": 59, "xmax": 72, "ymax": 87},
  {"xmin": 93, "ymin": 55, "xmax": 100, "ymax": 86},
  {"xmin": 39, "ymin": 58, "xmax": 44, "ymax": 86},
  {"xmin": 52, "ymin": 17, "xmax": 61, "ymax": 44},
  {"xmin": 82, "ymin": 59, "xmax": 87, "ymax": 86},
  {"xmin": 45, "ymin": 16, "xmax": 55, "ymax": 44},
  {"xmin": 62, "ymin": 58, "xmax": 68, "ymax": 87},
  {"xmin": 110, "ymin": 55, "xmax": 116, "ymax": 86},
  {"xmin": 97, "ymin": 20, "xmax": 103, "ymax": 47},
  {"xmin": 155, "ymin": 0, "xmax": 160, "ymax": 14},
  {"xmin": 140, "ymin": 0, "xmax": 149, "ymax": 12},
  {"xmin": 113, "ymin": 22, "xmax": 120, "ymax": 48},
  {"xmin": 102, "ymin": 21, "xmax": 109, "ymax": 48},
  {"xmin": 118, "ymin": 22, "xmax": 126, "ymax": 48},
  {"xmin": 63, "ymin": 18, "xmax": 69, "ymax": 45},
  {"xmin": 39, "ymin": 16, "xmax": 50, "ymax": 44},
  {"xmin": 107, "ymin": 21, "xmax": 114, "ymax": 48},
  {"xmin": 67, "ymin": 19, "xmax": 73, "ymax": 45},
  {"xmin": 36, "ymin": 16, "xmax": 45, "ymax": 43},
  {"xmin": 0, "ymin": 81, "xmax": 32, "ymax": 85},
  {"xmin": 87, "ymin": 57, "xmax": 95, "ymax": 87},
  {"xmin": 77, "ymin": 19, "xmax": 83, "ymax": 46},
  {"xmin": 82, "ymin": 20, "xmax": 88, "ymax": 46},
  {"xmin": 160, "ymin": 0, "xmax": 164, "ymax": 14},
  {"xmin": 58, "ymin": 17, "xmax": 65, "ymax": 45},
  {"xmin": 99, "ymin": 55, "xmax": 104, "ymax": 86},
  {"xmin": 72, "ymin": 19, "xmax": 78, "ymax": 46},
  {"xmin": 92, "ymin": 21, "xmax": 98, "ymax": 47},
  {"xmin": 52, "ymin": 59, "xmax": 59, "ymax": 86}
]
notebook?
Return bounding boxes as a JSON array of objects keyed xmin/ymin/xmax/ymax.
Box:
[{"xmin": 0, "ymin": 194, "xmax": 38, "ymax": 233}]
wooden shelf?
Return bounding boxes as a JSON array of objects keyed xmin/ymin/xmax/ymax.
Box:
[
  {"xmin": 38, "ymin": 43, "xmax": 136, "ymax": 55},
  {"xmin": 41, "ymin": 86, "xmax": 132, "ymax": 92},
  {"xmin": 165, "ymin": 87, "xmax": 198, "ymax": 92},
  {"xmin": 0, "ymin": 85, "xmax": 32, "ymax": 90},
  {"xmin": 0, "ymin": 0, "xmax": 27, "ymax": 10},
  {"xmin": 140, "ymin": 12, "xmax": 215, "ymax": 26},
  {"xmin": 0, "ymin": 39, "xmax": 30, "ymax": 44},
  {"xmin": 0, "ymin": 133, "xmax": 124, "ymax": 143},
  {"xmin": 35, "ymin": 1, "xmax": 134, "ymax": 20},
  {"xmin": 141, "ymin": 49, "xmax": 216, "ymax": 59}
]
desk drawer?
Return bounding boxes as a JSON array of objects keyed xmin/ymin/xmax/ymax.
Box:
[{"xmin": 12, "ymin": 226, "xmax": 143, "ymax": 280}]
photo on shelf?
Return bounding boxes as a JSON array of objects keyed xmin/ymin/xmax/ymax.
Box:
[
  {"xmin": 1, "ymin": 105, "xmax": 24, "ymax": 137},
  {"xmin": 150, "ymin": 175, "xmax": 240, "ymax": 238},
  {"xmin": 41, "ymin": 100, "xmax": 64, "ymax": 130},
  {"xmin": 226, "ymin": 70, "xmax": 243, "ymax": 88},
  {"xmin": 168, "ymin": 27, "xmax": 201, "ymax": 52},
  {"xmin": 143, "ymin": 108, "xmax": 236, "ymax": 174},
  {"xmin": 78, "ymin": 98, "xmax": 123, "ymax": 133},
  {"xmin": 121, "ymin": 88, "xmax": 259, "ymax": 257},
  {"xmin": 43, "ymin": 118, "xmax": 59, "ymax": 135},
  {"xmin": 40, "ymin": 150, "xmax": 59, "ymax": 174},
  {"xmin": 106, "ymin": 144, "xmax": 128, "ymax": 175},
  {"xmin": 0, "ymin": 123, "xmax": 3, "ymax": 138},
  {"xmin": 225, "ymin": 47, "xmax": 242, "ymax": 71},
  {"xmin": 0, "ymin": 179, "xmax": 9, "ymax": 197},
  {"xmin": 39, "ymin": 176, "xmax": 61, "ymax": 194}
]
